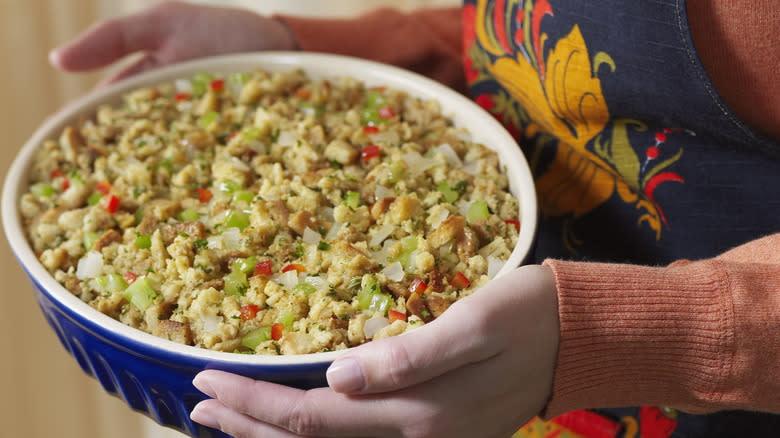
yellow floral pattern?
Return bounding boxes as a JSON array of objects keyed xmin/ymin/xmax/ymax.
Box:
[{"xmin": 464, "ymin": 0, "xmax": 686, "ymax": 250}]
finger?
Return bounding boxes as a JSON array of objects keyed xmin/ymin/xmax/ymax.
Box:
[
  {"xmin": 192, "ymin": 370, "xmax": 396, "ymax": 437},
  {"xmin": 94, "ymin": 53, "xmax": 160, "ymax": 87},
  {"xmin": 191, "ymin": 399, "xmax": 307, "ymax": 438},
  {"xmin": 326, "ymin": 292, "xmax": 500, "ymax": 395},
  {"xmin": 50, "ymin": 8, "xmax": 167, "ymax": 72}
]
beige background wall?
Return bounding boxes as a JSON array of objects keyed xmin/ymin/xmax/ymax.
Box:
[{"xmin": 0, "ymin": 1, "xmax": 458, "ymax": 437}]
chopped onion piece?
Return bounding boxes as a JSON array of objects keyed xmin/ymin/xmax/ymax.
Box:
[
  {"xmin": 462, "ymin": 160, "xmax": 479, "ymax": 176},
  {"xmin": 304, "ymin": 276, "xmax": 329, "ymax": 293},
  {"xmin": 279, "ymin": 270, "xmax": 299, "ymax": 289},
  {"xmin": 206, "ymin": 235, "xmax": 223, "ymax": 250},
  {"xmin": 363, "ymin": 316, "xmax": 390, "ymax": 339},
  {"xmin": 318, "ymin": 206, "xmax": 334, "ymax": 222},
  {"xmin": 228, "ymin": 156, "xmax": 250, "ymax": 173},
  {"xmin": 453, "ymin": 129, "xmax": 472, "ymax": 142},
  {"xmin": 325, "ymin": 221, "xmax": 342, "ymax": 241},
  {"xmin": 248, "ymin": 140, "xmax": 267, "ymax": 155},
  {"xmin": 174, "ymin": 79, "xmax": 192, "ymax": 93},
  {"xmin": 76, "ymin": 251, "xmax": 104, "ymax": 280},
  {"xmin": 458, "ymin": 199, "xmax": 475, "ymax": 217},
  {"xmin": 369, "ymin": 223, "xmax": 396, "ymax": 247},
  {"xmin": 382, "ymin": 261, "xmax": 404, "ymax": 282},
  {"xmin": 276, "ymin": 130, "xmax": 297, "ymax": 147},
  {"xmin": 202, "ymin": 314, "xmax": 220, "ymax": 333},
  {"xmin": 221, "ymin": 227, "xmax": 242, "ymax": 251},
  {"xmin": 176, "ymin": 101, "xmax": 193, "ymax": 113},
  {"xmin": 402, "ymin": 152, "xmax": 436, "ymax": 176},
  {"xmin": 487, "ymin": 256, "xmax": 506, "ymax": 279},
  {"xmin": 436, "ymin": 143, "xmax": 462, "ymax": 167},
  {"xmin": 371, "ymin": 238, "xmax": 397, "ymax": 265},
  {"xmin": 302, "ymin": 227, "xmax": 320, "ymax": 245},
  {"xmin": 429, "ymin": 208, "xmax": 450, "ymax": 229},
  {"xmin": 374, "ymin": 184, "xmax": 395, "ymax": 200}
]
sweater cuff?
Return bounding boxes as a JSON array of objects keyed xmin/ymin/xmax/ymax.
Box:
[{"xmin": 541, "ymin": 259, "xmax": 734, "ymax": 417}]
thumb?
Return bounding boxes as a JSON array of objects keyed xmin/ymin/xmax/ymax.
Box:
[
  {"xmin": 326, "ymin": 298, "xmax": 497, "ymax": 394},
  {"xmin": 49, "ymin": 8, "xmax": 168, "ymax": 72}
]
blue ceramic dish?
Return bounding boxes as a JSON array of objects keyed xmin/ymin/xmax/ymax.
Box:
[{"xmin": 2, "ymin": 52, "xmax": 537, "ymax": 437}]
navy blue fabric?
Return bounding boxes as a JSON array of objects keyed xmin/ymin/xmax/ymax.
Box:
[{"xmin": 462, "ymin": 0, "xmax": 779, "ymax": 436}]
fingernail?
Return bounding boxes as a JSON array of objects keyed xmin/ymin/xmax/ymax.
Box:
[
  {"xmin": 48, "ymin": 49, "xmax": 61, "ymax": 66},
  {"xmin": 190, "ymin": 402, "xmax": 219, "ymax": 428},
  {"xmin": 192, "ymin": 373, "xmax": 216, "ymax": 398},
  {"xmin": 326, "ymin": 357, "xmax": 364, "ymax": 393}
]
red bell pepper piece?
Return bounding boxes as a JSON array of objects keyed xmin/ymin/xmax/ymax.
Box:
[
  {"xmin": 271, "ymin": 322, "xmax": 285, "ymax": 341},
  {"xmin": 408, "ymin": 278, "xmax": 428, "ymax": 295},
  {"xmin": 361, "ymin": 144, "xmax": 381, "ymax": 160},
  {"xmin": 104, "ymin": 194, "xmax": 120, "ymax": 213},
  {"xmin": 388, "ymin": 310, "xmax": 407, "ymax": 323},
  {"xmin": 378, "ymin": 105, "xmax": 395, "ymax": 119},
  {"xmin": 197, "ymin": 188, "xmax": 213, "ymax": 203},
  {"xmin": 122, "ymin": 271, "xmax": 138, "ymax": 285},
  {"xmin": 95, "ymin": 180, "xmax": 112, "ymax": 195},
  {"xmin": 239, "ymin": 305, "xmax": 259, "ymax": 321},
  {"xmin": 450, "ymin": 271, "xmax": 470, "ymax": 289},
  {"xmin": 209, "ymin": 78, "xmax": 224, "ymax": 93},
  {"xmin": 253, "ymin": 260, "xmax": 272, "ymax": 277},
  {"xmin": 505, "ymin": 219, "xmax": 520, "ymax": 232},
  {"xmin": 282, "ymin": 263, "xmax": 305, "ymax": 274}
]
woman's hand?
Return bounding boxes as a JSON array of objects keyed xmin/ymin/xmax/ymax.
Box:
[
  {"xmin": 49, "ymin": 1, "xmax": 297, "ymax": 85},
  {"xmin": 190, "ymin": 264, "xmax": 560, "ymax": 438}
]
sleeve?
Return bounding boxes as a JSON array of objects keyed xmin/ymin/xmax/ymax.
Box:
[
  {"xmin": 541, "ymin": 233, "xmax": 780, "ymax": 417},
  {"xmin": 275, "ymin": 7, "xmax": 466, "ymax": 94}
]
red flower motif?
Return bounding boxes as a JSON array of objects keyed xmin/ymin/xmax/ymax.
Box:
[{"xmin": 640, "ymin": 406, "xmax": 679, "ymax": 438}]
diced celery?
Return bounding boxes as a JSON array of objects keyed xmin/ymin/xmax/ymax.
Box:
[
  {"xmin": 218, "ymin": 180, "xmax": 240, "ymax": 194},
  {"xmin": 364, "ymin": 90, "xmax": 388, "ymax": 109},
  {"xmin": 224, "ymin": 270, "xmax": 248, "ymax": 296},
  {"xmin": 241, "ymin": 126, "xmax": 262, "ymax": 141},
  {"xmin": 241, "ymin": 326, "xmax": 272, "ymax": 349},
  {"xmin": 83, "ymin": 231, "xmax": 99, "ymax": 251},
  {"xmin": 293, "ymin": 283, "xmax": 316, "ymax": 296},
  {"xmin": 276, "ymin": 310, "xmax": 295, "ymax": 330},
  {"xmin": 224, "ymin": 210, "xmax": 250, "ymax": 231},
  {"xmin": 368, "ymin": 293, "xmax": 393, "ymax": 315},
  {"xmin": 361, "ymin": 90, "xmax": 389, "ymax": 125},
  {"xmin": 123, "ymin": 276, "xmax": 158, "ymax": 311},
  {"xmin": 178, "ymin": 208, "xmax": 200, "ymax": 222},
  {"xmin": 130, "ymin": 203, "xmax": 143, "ymax": 221},
  {"xmin": 232, "ymin": 190, "xmax": 254, "ymax": 204},
  {"xmin": 87, "ymin": 192, "xmax": 103, "ymax": 206},
  {"xmin": 134, "ymin": 234, "xmax": 152, "ymax": 249},
  {"xmin": 437, "ymin": 182, "xmax": 459, "ymax": 203},
  {"xmin": 69, "ymin": 172, "xmax": 85, "ymax": 186},
  {"xmin": 357, "ymin": 279, "xmax": 382, "ymax": 310},
  {"xmin": 343, "ymin": 191, "xmax": 361, "ymax": 209},
  {"xmin": 96, "ymin": 273, "xmax": 128, "ymax": 294},
  {"xmin": 387, "ymin": 161, "xmax": 405, "ymax": 183},
  {"xmin": 191, "ymin": 72, "xmax": 214, "ymax": 95},
  {"xmin": 393, "ymin": 235, "xmax": 418, "ymax": 268},
  {"xmin": 31, "ymin": 183, "xmax": 54, "ymax": 199},
  {"xmin": 199, "ymin": 110, "xmax": 219, "ymax": 128},
  {"xmin": 229, "ymin": 72, "xmax": 249, "ymax": 87},
  {"xmin": 231, "ymin": 256, "xmax": 258, "ymax": 274},
  {"xmin": 298, "ymin": 100, "xmax": 324, "ymax": 118},
  {"xmin": 467, "ymin": 200, "xmax": 490, "ymax": 223}
]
